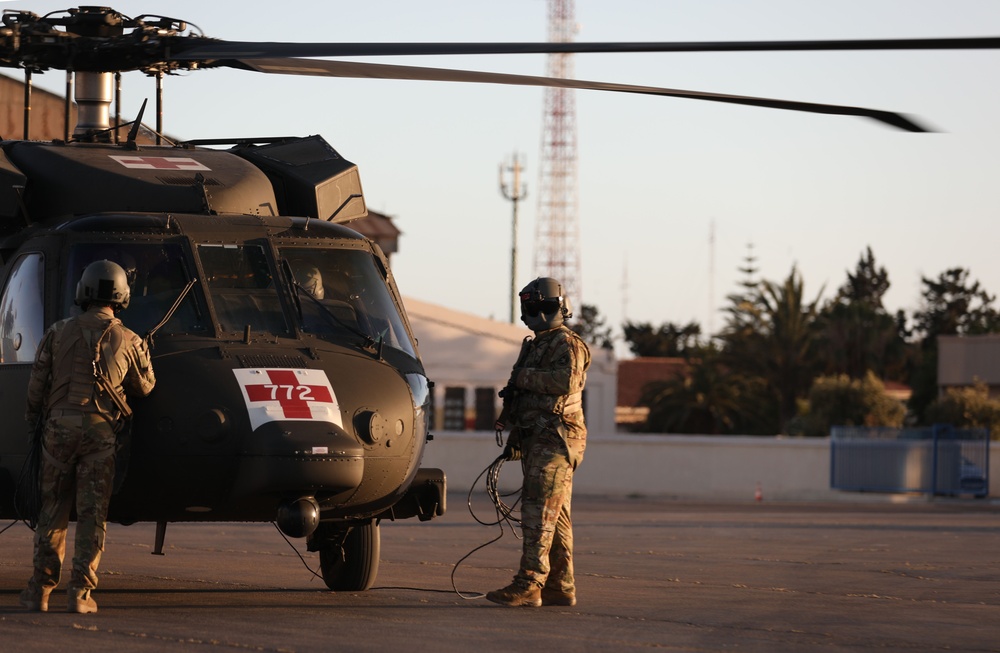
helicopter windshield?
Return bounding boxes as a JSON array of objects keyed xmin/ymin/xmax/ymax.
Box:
[
  {"xmin": 280, "ymin": 247, "xmax": 416, "ymax": 358},
  {"xmin": 64, "ymin": 243, "xmax": 202, "ymax": 336},
  {"xmin": 198, "ymin": 243, "xmax": 289, "ymax": 336}
]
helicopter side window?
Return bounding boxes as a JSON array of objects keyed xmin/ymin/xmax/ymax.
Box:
[
  {"xmin": 279, "ymin": 247, "xmax": 416, "ymax": 358},
  {"xmin": 199, "ymin": 244, "xmax": 288, "ymax": 336},
  {"xmin": 0, "ymin": 252, "xmax": 44, "ymax": 364},
  {"xmin": 64, "ymin": 243, "xmax": 202, "ymax": 336}
]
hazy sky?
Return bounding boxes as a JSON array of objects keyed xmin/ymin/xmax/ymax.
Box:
[{"xmin": 14, "ymin": 1, "xmax": 1000, "ymax": 350}]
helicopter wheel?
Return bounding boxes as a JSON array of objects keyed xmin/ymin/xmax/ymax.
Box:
[{"xmin": 318, "ymin": 520, "xmax": 380, "ymax": 591}]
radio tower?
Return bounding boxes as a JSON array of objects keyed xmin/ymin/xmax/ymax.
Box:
[{"xmin": 533, "ymin": 0, "xmax": 581, "ymax": 305}]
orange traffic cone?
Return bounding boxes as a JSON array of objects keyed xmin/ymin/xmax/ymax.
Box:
[{"xmin": 754, "ymin": 482, "xmax": 763, "ymax": 502}]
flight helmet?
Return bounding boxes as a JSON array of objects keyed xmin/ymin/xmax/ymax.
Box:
[
  {"xmin": 75, "ymin": 259, "xmax": 131, "ymax": 310},
  {"xmin": 519, "ymin": 277, "xmax": 572, "ymax": 332},
  {"xmin": 301, "ymin": 266, "xmax": 325, "ymax": 300}
]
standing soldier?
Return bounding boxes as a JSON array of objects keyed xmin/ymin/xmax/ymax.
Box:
[
  {"xmin": 488, "ymin": 277, "xmax": 591, "ymax": 607},
  {"xmin": 19, "ymin": 260, "xmax": 156, "ymax": 614}
]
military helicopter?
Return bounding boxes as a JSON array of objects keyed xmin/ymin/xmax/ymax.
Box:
[{"xmin": 0, "ymin": 6, "xmax": 993, "ymax": 591}]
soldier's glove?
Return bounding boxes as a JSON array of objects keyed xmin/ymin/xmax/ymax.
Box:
[{"xmin": 502, "ymin": 430, "xmax": 522, "ymax": 461}]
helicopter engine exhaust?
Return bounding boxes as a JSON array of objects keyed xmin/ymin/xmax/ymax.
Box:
[{"xmin": 276, "ymin": 496, "xmax": 320, "ymax": 538}]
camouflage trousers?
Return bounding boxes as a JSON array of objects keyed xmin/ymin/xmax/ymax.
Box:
[
  {"xmin": 29, "ymin": 411, "xmax": 117, "ymax": 593},
  {"xmin": 514, "ymin": 429, "xmax": 579, "ymax": 592}
]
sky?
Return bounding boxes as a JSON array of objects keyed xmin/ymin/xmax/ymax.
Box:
[{"xmin": 10, "ymin": 0, "xmax": 1000, "ymax": 354}]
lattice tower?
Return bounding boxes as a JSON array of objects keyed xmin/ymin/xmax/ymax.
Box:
[{"xmin": 533, "ymin": 0, "xmax": 581, "ymax": 306}]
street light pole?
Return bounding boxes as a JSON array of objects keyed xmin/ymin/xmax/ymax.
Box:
[{"xmin": 499, "ymin": 153, "xmax": 527, "ymax": 323}]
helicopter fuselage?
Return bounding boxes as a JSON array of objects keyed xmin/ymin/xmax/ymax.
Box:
[{"xmin": 0, "ymin": 136, "xmax": 445, "ymax": 536}]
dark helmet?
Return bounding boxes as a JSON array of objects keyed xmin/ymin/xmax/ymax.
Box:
[
  {"xmin": 519, "ymin": 277, "xmax": 572, "ymax": 332},
  {"xmin": 75, "ymin": 259, "xmax": 131, "ymax": 310}
]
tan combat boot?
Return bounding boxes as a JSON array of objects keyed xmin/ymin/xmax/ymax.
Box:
[
  {"xmin": 541, "ymin": 587, "xmax": 576, "ymax": 606},
  {"xmin": 19, "ymin": 582, "xmax": 52, "ymax": 612},
  {"xmin": 486, "ymin": 581, "xmax": 542, "ymax": 607},
  {"xmin": 67, "ymin": 588, "xmax": 98, "ymax": 614}
]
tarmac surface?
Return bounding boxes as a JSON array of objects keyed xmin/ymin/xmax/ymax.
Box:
[{"xmin": 1, "ymin": 494, "xmax": 999, "ymax": 652}]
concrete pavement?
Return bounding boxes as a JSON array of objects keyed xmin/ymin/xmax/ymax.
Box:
[{"xmin": 1, "ymin": 495, "xmax": 998, "ymax": 651}]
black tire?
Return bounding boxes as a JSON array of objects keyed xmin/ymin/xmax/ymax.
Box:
[{"xmin": 319, "ymin": 520, "xmax": 380, "ymax": 591}]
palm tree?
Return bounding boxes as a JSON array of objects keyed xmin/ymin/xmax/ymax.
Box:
[
  {"xmin": 752, "ymin": 266, "xmax": 823, "ymax": 433},
  {"xmin": 641, "ymin": 349, "xmax": 770, "ymax": 434}
]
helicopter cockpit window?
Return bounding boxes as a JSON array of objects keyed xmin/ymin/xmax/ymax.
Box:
[
  {"xmin": 0, "ymin": 252, "xmax": 44, "ymax": 364},
  {"xmin": 199, "ymin": 244, "xmax": 288, "ymax": 336},
  {"xmin": 64, "ymin": 243, "xmax": 202, "ymax": 336},
  {"xmin": 280, "ymin": 247, "xmax": 416, "ymax": 358}
]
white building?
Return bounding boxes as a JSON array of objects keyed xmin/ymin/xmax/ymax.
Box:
[{"xmin": 404, "ymin": 297, "xmax": 617, "ymax": 435}]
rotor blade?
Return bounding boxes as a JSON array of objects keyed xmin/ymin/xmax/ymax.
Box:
[
  {"xmin": 228, "ymin": 57, "xmax": 928, "ymax": 132},
  {"xmin": 174, "ymin": 36, "xmax": 1000, "ymax": 60}
]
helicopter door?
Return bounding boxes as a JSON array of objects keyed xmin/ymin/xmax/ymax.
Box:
[{"xmin": 0, "ymin": 252, "xmax": 44, "ymax": 364}]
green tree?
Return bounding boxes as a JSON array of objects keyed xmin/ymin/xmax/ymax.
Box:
[
  {"xmin": 755, "ymin": 266, "xmax": 824, "ymax": 432},
  {"xmin": 790, "ymin": 371, "xmax": 905, "ymax": 437},
  {"xmin": 816, "ymin": 248, "xmax": 908, "ymax": 381},
  {"xmin": 721, "ymin": 243, "xmax": 765, "ymax": 337},
  {"xmin": 621, "ymin": 320, "xmax": 702, "ymax": 358},
  {"xmin": 913, "ymin": 268, "xmax": 1000, "ymax": 338},
  {"xmin": 909, "ymin": 269, "xmax": 1000, "ymax": 421},
  {"xmin": 716, "ymin": 264, "xmax": 823, "ymax": 433},
  {"xmin": 640, "ymin": 349, "xmax": 769, "ymax": 434},
  {"xmin": 570, "ymin": 303, "xmax": 614, "ymax": 350},
  {"xmin": 925, "ymin": 381, "xmax": 1000, "ymax": 439}
]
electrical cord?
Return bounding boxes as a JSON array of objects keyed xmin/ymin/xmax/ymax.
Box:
[
  {"xmin": 13, "ymin": 430, "xmax": 42, "ymax": 531},
  {"xmin": 3, "ymin": 454, "xmax": 525, "ymax": 602},
  {"xmin": 273, "ymin": 522, "xmax": 326, "ymax": 583},
  {"xmin": 0, "ymin": 519, "xmax": 21, "ymax": 535},
  {"xmin": 279, "ymin": 453, "xmax": 525, "ymax": 599},
  {"xmin": 449, "ymin": 453, "xmax": 522, "ymax": 600},
  {"xmin": 276, "ymin": 520, "xmax": 469, "ymax": 596}
]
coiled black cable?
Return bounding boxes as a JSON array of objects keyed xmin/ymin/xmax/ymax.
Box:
[
  {"xmin": 450, "ymin": 452, "xmax": 522, "ymax": 600},
  {"xmin": 13, "ymin": 433, "xmax": 42, "ymax": 530}
]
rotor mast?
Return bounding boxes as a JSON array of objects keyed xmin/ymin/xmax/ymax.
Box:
[{"xmin": 67, "ymin": 7, "xmax": 125, "ymax": 141}]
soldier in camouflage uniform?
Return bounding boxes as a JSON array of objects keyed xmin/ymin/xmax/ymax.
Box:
[
  {"xmin": 487, "ymin": 277, "xmax": 590, "ymax": 608},
  {"xmin": 19, "ymin": 260, "xmax": 155, "ymax": 614}
]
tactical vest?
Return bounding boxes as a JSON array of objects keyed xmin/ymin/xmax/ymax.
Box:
[
  {"xmin": 47, "ymin": 313, "xmax": 127, "ymax": 417},
  {"xmin": 511, "ymin": 326, "xmax": 590, "ymax": 435}
]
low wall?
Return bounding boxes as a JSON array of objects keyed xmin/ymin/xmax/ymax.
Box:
[{"xmin": 420, "ymin": 432, "xmax": 1000, "ymax": 501}]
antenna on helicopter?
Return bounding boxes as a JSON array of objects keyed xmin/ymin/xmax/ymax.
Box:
[{"xmin": 126, "ymin": 98, "xmax": 147, "ymax": 146}]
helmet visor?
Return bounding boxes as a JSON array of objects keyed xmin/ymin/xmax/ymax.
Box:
[{"xmin": 521, "ymin": 297, "xmax": 561, "ymax": 317}]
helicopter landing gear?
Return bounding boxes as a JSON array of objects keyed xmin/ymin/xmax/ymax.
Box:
[{"xmin": 313, "ymin": 520, "xmax": 380, "ymax": 591}]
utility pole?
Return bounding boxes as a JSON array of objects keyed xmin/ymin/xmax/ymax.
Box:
[{"xmin": 499, "ymin": 153, "xmax": 527, "ymax": 323}]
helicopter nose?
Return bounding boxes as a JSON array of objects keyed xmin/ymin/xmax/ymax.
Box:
[{"xmin": 233, "ymin": 421, "xmax": 364, "ymax": 499}]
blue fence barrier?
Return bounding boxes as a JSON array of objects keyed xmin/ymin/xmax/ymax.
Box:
[{"xmin": 830, "ymin": 425, "xmax": 990, "ymax": 497}]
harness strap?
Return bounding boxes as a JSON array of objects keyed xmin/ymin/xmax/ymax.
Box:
[
  {"xmin": 79, "ymin": 447, "xmax": 117, "ymax": 464},
  {"xmin": 41, "ymin": 445, "xmax": 71, "ymax": 473},
  {"xmin": 94, "ymin": 322, "xmax": 132, "ymax": 420}
]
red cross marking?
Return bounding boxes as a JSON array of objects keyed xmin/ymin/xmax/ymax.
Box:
[
  {"xmin": 244, "ymin": 369, "xmax": 334, "ymax": 419},
  {"xmin": 110, "ymin": 155, "xmax": 210, "ymax": 171}
]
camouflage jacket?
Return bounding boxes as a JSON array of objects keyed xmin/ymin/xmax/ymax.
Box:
[
  {"xmin": 26, "ymin": 305, "xmax": 156, "ymax": 425},
  {"xmin": 508, "ymin": 325, "xmax": 591, "ymax": 441}
]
